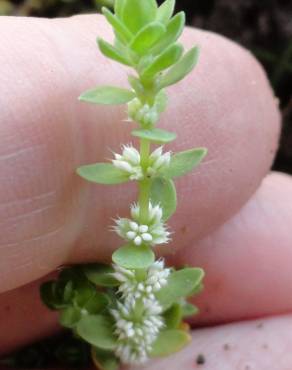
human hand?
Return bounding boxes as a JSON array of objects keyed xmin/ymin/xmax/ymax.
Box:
[{"xmin": 0, "ymin": 15, "xmax": 291, "ymax": 369}]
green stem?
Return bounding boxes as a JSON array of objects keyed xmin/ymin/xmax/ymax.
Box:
[
  {"xmin": 140, "ymin": 138, "xmax": 150, "ymax": 168},
  {"xmin": 138, "ymin": 139, "xmax": 151, "ymax": 224},
  {"xmin": 134, "ymin": 76, "xmax": 157, "ymax": 225}
]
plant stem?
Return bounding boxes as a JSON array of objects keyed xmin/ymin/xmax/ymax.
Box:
[{"xmin": 138, "ymin": 138, "xmax": 151, "ymax": 224}]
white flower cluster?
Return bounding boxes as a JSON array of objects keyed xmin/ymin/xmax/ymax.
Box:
[
  {"xmin": 147, "ymin": 146, "xmax": 171, "ymax": 177},
  {"xmin": 128, "ymin": 98, "xmax": 159, "ymax": 126},
  {"xmin": 113, "ymin": 260, "xmax": 171, "ymax": 301},
  {"xmin": 113, "ymin": 203, "xmax": 170, "ymax": 246},
  {"xmin": 112, "ymin": 145, "xmax": 170, "ymax": 181},
  {"xmin": 112, "ymin": 145, "xmax": 143, "ymax": 181},
  {"xmin": 111, "ymin": 261, "xmax": 171, "ymax": 364}
]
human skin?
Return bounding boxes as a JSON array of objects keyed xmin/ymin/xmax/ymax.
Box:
[{"xmin": 0, "ymin": 14, "xmax": 292, "ymax": 369}]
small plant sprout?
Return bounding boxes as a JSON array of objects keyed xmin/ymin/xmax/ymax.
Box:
[{"xmin": 40, "ymin": 0, "xmax": 207, "ymax": 368}]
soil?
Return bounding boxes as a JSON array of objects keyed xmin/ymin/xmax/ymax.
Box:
[{"xmin": 196, "ymin": 353, "xmax": 206, "ymax": 366}]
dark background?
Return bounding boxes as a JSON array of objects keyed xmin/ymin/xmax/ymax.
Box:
[
  {"xmin": 0, "ymin": 0, "xmax": 291, "ymax": 174},
  {"xmin": 0, "ymin": 0, "xmax": 291, "ymax": 367}
]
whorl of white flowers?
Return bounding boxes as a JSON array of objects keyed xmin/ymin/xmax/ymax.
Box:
[
  {"xmin": 128, "ymin": 97, "xmax": 159, "ymax": 126},
  {"xmin": 147, "ymin": 146, "xmax": 171, "ymax": 177},
  {"xmin": 113, "ymin": 203, "xmax": 171, "ymax": 246},
  {"xmin": 113, "ymin": 260, "xmax": 171, "ymax": 301},
  {"xmin": 112, "ymin": 145, "xmax": 143, "ymax": 181},
  {"xmin": 112, "ymin": 145, "xmax": 171, "ymax": 181},
  {"xmin": 111, "ymin": 260, "xmax": 171, "ymax": 364}
]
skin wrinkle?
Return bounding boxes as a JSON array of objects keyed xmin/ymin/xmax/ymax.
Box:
[
  {"xmin": 0, "ymin": 244, "xmax": 33, "ymax": 285},
  {"xmin": 0, "ymin": 199, "xmax": 64, "ymax": 243},
  {"xmin": 0, "ymin": 192, "xmax": 57, "ymax": 225},
  {"xmin": 1, "ymin": 133, "xmax": 58, "ymax": 203},
  {"xmin": 0, "ymin": 204, "xmax": 56, "ymax": 224},
  {"xmin": 16, "ymin": 224, "xmax": 65, "ymax": 244},
  {"xmin": 0, "ymin": 229, "xmax": 68, "ymax": 292},
  {"xmin": 0, "ymin": 145, "xmax": 40, "ymax": 161},
  {"xmin": 0, "ymin": 225, "xmax": 65, "ymax": 256}
]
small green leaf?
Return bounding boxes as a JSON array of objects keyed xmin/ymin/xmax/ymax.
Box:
[
  {"xmin": 138, "ymin": 54, "xmax": 156, "ymax": 73},
  {"xmin": 156, "ymin": 0, "xmax": 175, "ymax": 23},
  {"xmin": 156, "ymin": 268, "xmax": 205, "ymax": 309},
  {"xmin": 102, "ymin": 7, "xmax": 133, "ymax": 44},
  {"xmin": 150, "ymin": 329, "xmax": 191, "ymax": 357},
  {"xmin": 142, "ymin": 43, "xmax": 184, "ymax": 78},
  {"xmin": 159, "ymin": 47, "xmax": 200, "ymax": 88},
  {"xmin": 40, "ymin": 281, "xmax": 67, "ymax": 310},
  {"xmin": 150, "ymin": 177, "xmax": 177, "ymax": 220},
  {"xmin": 189, "ymin": 282, "xmax": 204, "ymax": 296},
  {"xmin": 128, "ymin": 75, "xmax": 144, "ymax": 95},
  {"xmin": 181, "ymin": 302, "xmax": 199, "ymax": 317},
  {"xmin": 112, "ymin": 245, "xmax": 155, "ymax": 269},
  {"xmin": 162, "ymin": 148, "xmax": 207, "ymax": 178},
  {"xmin": 114, "ymin": 0, "xmax": 126, "ymax": 18},
  {"xmin": 77, "ymin": 163, "xmax": 129, "ymax": 185},
  {"xmin": 79, "ymin": 86, "xmax": 135, "ymax": 105},
  {"xmin": 55, "ymin": 280, "xmax": 74, "ymax": 306},
  {"xmin": 84, "ymin": 292, "xmax": 110, "ymax": 314},
  {"xmin": 97, "ymin": 38, "xmax": 132, "ymax": 66},
  {"xmin": 130, "ymin": 22, "xmax": 166, "ymax": 55},
  {"xmin": 131, "ymin": 128, "xmax": 176, "ymax": 143},
  {"xmin": 73, "ymin": 281, "xmax": 96, "ymax": 307},
  {"xmin": 151, "ymin": 12, "xmax": 185, "ymax": 55},
  {"xmin": 164, "ymin": 303, "xmax": 183, "ymax": 329},
  {"xmin": 41, "ymin": 279, "xmax": 77, "ymax": 310},
  {"xmin": 92, "ymin": 348, "xmax": 119, "ymax": 370},
  {"xmin": 121, "ymin": 0, "xmax": 157, "ymax": 34},
  {"xmin": 82, "ymin": 264, "xmax": 119, "ymax": 287},
  {"xmin": 76, "ymin": 315, "xmax": 117, "ymax": 350},
  {"xmin": 60, "ymin": 306, "xmax": 81, "ymax": 329},
  {"xmin": 155, "ymin": 90, "xmax": 168, "ymax": 113},
  {"xmin": 113, "ymin": 37, "xmax": 128, "ymax": 54},
  {"xmin": 62, "ymin": 281, "xmax": 74, "ymax": 303}
]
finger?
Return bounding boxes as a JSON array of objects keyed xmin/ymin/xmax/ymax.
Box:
[
  {"xmin": 172, "ymin": 172, "xmax": 292, "ymax": 325},
  {"xmin": 0, "ymin": 15, "xmax": 280, "ymax": 292},
  {"xmin": 2, "ymin": 173, "xmax": 292, "ymax": 354},
  {"xmin": 129, "ymin": 314, "xmax": 292, "ymax": 370}
]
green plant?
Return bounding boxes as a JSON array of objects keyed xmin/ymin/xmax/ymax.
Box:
[{"xmin": 40, "ymin": 0, "xmax": 207, "ymax": 368}]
